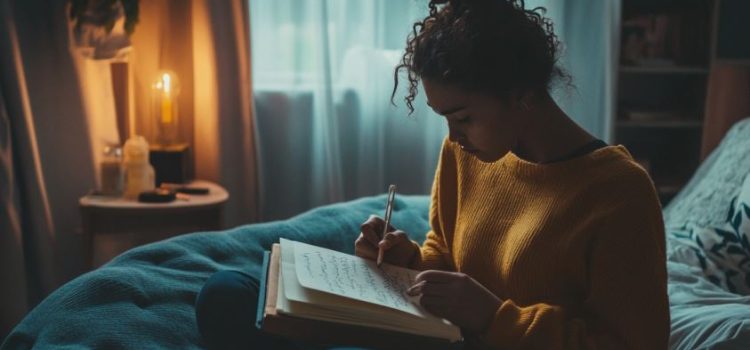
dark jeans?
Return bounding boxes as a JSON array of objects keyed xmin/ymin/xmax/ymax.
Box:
[{"xmin": 195, "ymin": 270, "xmax": 315, "ymax": 350}]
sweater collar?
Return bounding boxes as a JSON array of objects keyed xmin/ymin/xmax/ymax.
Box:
[{"xmin": 498, "ymin": 145, "xmax": 633, "ymax": 178}]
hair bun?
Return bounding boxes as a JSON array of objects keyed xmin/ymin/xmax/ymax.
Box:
[{"xmin": 394, "ymin": 0, "xmax": 569, "ymax": 115}]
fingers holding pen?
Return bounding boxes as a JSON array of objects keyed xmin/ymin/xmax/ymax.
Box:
[
  {"xmin": 378, "ymin": 230, "xmax": 409, "ymax": 251},
  {"xmin": 360, "ymin": 215, "xmax": 394, "ymax": 246},
  {"xmin": 356, "ymin": 215, "xmax": 418, "ymax": 267}
]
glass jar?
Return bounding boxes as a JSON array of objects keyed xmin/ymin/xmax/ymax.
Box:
[{"xmin": 100, "ymin": 145, "xmax": 123, "ymax": 196}]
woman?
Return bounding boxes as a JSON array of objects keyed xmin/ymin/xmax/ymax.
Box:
[
  {"xmin": 355, "ymin": 0, "xmax": 669, "ymax": 348},
  {"xmin": 196, "ymin": 0, "xmax": 669, "ymax": 349}
]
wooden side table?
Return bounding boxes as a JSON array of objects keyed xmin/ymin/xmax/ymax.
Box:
[{"xmin": 80, "ymin": 180, "xmax": 229, "ymax": 268}]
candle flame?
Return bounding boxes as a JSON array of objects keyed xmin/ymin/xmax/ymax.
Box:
[{"xmin": 162, "ymin": 73, "xmax": 171, "ymax": 94}]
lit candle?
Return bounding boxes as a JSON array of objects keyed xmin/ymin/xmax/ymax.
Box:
[
  {"xmin": 160, "ymin": 73, "xmax": 172, "ymax": 124},
  {"xmin": 153, "ymin": 71, "xmax": 179, "ymax": 146}
]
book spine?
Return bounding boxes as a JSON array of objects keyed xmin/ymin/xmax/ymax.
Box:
[{"xmin": 256, "ymin": 250, "xmax": 271, "ymax": 330}]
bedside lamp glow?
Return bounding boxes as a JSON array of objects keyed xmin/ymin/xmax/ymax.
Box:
[{"xmin": 152, "ymin": 71, "xmax": 180, "ymax": 146}]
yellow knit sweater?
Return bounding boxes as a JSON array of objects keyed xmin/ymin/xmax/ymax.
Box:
[{"xmin": 410, "ymin": 139, "xmax": 669, "ymax": 349}]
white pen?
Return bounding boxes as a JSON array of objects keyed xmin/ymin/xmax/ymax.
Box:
[{"xmin": 377, "ymin": 184, "xmax": 397, "ymax": 267}]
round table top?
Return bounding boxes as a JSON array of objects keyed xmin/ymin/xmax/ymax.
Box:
[{"xmin": 79, "ymin": 180, "xmax": 229, "ymax": 210}]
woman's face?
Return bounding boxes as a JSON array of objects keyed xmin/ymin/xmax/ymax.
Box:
[{"xmin": 422, "ymin": 78, "xmax": 525, "ymax": 163}]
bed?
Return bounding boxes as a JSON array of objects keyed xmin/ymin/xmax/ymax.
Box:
[
  {"xmin": 3, "ymin": 119, "xmax": 750, "ymax": 349},
  {"xmin": 662, "ymin": 117, "xmax": 750, "ymax": 350}
]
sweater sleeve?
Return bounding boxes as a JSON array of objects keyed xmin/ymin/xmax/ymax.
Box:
[
  {"xmin": 481, "ymin": 175, "xmax": 670, "ymax": 350},
  {"xmin": 410, "ymin": 138, "xmax": 457, "ymax": 271}
]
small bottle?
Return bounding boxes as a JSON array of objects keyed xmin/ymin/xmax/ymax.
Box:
[
  {"xmin": 100, "ymin": 145, "xmax": 123, "ymax": 196},
  {"xmin": 122, "ymin": 135, "xmax": 156, "ymax": 200}
]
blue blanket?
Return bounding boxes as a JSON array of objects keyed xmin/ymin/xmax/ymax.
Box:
[{"xmin": 2, "ymin": 195, "xmax": 432, "ymax": 349}]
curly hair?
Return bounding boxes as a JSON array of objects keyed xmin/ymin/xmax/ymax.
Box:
[{"xmin": 393, "ymin": 0, "xmax": 570, "ymax": 114}]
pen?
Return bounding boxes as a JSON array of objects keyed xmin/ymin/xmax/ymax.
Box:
[{"xmin": 377, "ymin": 184, "xmax": 397, "ymax": 267}]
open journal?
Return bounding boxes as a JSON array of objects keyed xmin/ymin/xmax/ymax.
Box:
[{"xmin": 256, "ymin": 238, "xmax": 462, "ymax": 348}]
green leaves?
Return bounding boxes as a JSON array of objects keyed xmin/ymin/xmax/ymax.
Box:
[{"xmin": 714, "ymin": 228, "xmax": 739, "ymax": 243}]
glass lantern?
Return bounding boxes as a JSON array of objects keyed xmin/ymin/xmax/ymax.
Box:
[{"xmin": 151, "ymin": 70, "xmax": 180, "ymax": 146}]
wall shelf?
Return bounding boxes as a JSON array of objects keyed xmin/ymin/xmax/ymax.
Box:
[{"xmin": 614, "ymin": 0, "xmax": 713, "ymax": 205}]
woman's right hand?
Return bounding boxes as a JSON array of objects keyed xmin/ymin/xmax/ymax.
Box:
[{"xmin": 355, "ymin": 215, "xmax": 420, "ymax": 268}]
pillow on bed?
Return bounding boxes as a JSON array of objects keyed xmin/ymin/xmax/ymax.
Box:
[{"xmin": 668, "ymin": 173, "xmax": 750, "ymax": 295}]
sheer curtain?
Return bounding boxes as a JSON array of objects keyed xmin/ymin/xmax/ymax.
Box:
[
  {"xmin": 250, "ymin": 0, "xmax": 446, "ymax": 220},
  {"xmin": 248, "ymin": 0, "xmax": 618, "ymax": 220}
]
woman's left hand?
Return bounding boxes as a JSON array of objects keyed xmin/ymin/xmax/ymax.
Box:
[{"xmin": 407, "ymin": 270, "xmax": 502, "ymax": 334}]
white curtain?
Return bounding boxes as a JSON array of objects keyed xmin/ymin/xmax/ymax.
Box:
[{"xmin": 249, "ymin": 0, "xmax": 447, "ymax": 220}]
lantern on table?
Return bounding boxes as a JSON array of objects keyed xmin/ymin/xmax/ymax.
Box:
[
  {"xmin": 152, "ymin": 71, "xmax": 180, "ymax": 146},
  {"xmin": 150, "ymin": 70, "xmax": 191, "ymax": 185}
]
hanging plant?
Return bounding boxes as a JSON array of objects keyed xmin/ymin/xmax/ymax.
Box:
[{"xmin": 68, "ymin": 0, "xmax": 140, "ymax": 36}]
